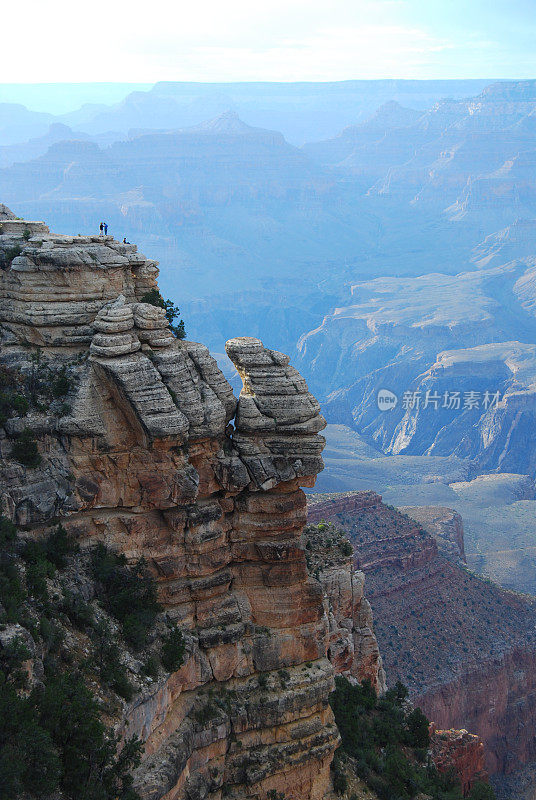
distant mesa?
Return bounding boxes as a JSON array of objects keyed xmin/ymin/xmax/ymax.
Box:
[{"xmin": 186, "ymin": 109, "xmax": 258, "ymax": 135}]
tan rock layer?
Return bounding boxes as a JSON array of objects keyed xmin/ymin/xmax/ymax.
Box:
[
  {"xmin": 302, "ymin": 523, "xmax": 386, "ymax": 694},
  {"xmin": 0, "ymin": 217, "xmax": 339, "ymax": 800}
]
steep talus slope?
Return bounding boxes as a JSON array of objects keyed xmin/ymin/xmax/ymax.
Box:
[
  {"xmin": 0, "ymin": 214, "xmax": 340, "ymax": 800},
  {"xmin": 307, "ymin": 491, "xmax": 536, "ymax": 776}
]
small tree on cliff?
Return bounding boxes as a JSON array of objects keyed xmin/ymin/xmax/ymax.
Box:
[
  {"xmin": 468, "ymin": 782, "xmax": 495, "ymax": 800},
  {"xmin": 405, "ymin": 707, "xmax": 430, "ymax": 748},
  {"xmin": 140, "ymin": 289, "xmax": 186, "ymax": 339}
]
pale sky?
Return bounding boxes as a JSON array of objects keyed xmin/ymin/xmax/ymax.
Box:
[{"xmin": 2, "ymin": 0, "xmax": 536, "ymax": 84}]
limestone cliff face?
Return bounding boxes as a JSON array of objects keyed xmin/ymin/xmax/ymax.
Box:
[
  {"xmin": 302, "ymin": 522, "xmax": 386, "ymax": 694},
  {"xmin": 0, "ymin": 217, "xmax": 339, "ymax": 800}
]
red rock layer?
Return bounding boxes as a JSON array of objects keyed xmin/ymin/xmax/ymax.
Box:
[
  {"xmin": 307, "ymin": 491, "xmax": 536, "ymax": 776},
  {"xmin": 430, "ymin": 725, "xmax": 488, "ymax": 796}
]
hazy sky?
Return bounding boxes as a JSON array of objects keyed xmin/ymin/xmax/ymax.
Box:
[{"xmin": 3, "ymin": 0, "xmax": 536, "ymax": 84}]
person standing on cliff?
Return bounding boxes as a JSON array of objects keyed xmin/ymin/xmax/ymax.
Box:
[
  {"xmin": 104, "ymin": 222, "xmax": 108, "ymax": 236},
  {"xmin": 99, "ymin": 222, "xmax": 104, "ymax": 235}
]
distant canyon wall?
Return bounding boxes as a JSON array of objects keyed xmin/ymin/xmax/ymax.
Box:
[{"xmin": 307, "ymin": 491, "xmax": 536, "ymax": 776}]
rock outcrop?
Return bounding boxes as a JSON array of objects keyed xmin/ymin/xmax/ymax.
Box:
[
  {"xmin": 430, "ymin": 725, "xmax": 488, "ymax": 796},
  {"xmin": 0, "ymin": 214, "xmax": 341, "ymax": 800},
  {"xmin": 397, "ymin": 505, "xmax": 466, "ymax": 563},
  {"xmin": 302, "ymin": 521, "xmax": 386, "ymax": 693}
]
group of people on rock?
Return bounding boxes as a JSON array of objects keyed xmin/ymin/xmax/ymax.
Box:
[{"xmin": 99, "ymin": 221, "xmax": 130, "ymax": 244}]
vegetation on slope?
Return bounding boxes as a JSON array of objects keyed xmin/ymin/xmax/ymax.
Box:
[
  {"xmin": 0, "ymin": 356, "xmax": 81, "ymax": 467},
  {"xmin": 330, "ymin": 676, "xmax": 495, "ymax": 800},
  {"xmin": 0, "ymin": 514, "xmax": 185, "ymax": 799}
]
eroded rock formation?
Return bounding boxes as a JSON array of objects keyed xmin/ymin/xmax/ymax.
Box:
[
  {"xmin": 430, "ymin": 725, "xmax": 488, "ymax": 796},
  {"xmin": 302, "ymin": 522, "xmax": 386, "ymax": 693},
  {"xmin": 307, "ymin": 490, "xmax": 536, "ymax": 777},
  {"xmin": 0, "ymin": 216, "xmax": 341, "ymax": 800}
]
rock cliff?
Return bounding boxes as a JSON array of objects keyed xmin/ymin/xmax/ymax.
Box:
[
  {"xmin": 0, "ymin": 214, "xmax": 341, "ymax": 800},
  {"xmin": 307, "ymin": 491, "xmax": 536, "ymax": 778},
  {"xmin": 430, "ymin": 726, "xmax": 488, "ymax": 796},
  {"xmin": 302, "ymin": 521, "xmax": 386, "ymax": 693}
]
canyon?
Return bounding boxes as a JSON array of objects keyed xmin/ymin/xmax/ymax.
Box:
[
  {"xmin": 0, "ymin": 210, "xmax": 498, "ymax": 800},
  {"xmin": 0, "ymin": 210, "xmax": 417, "ymax": 800},
  {"xmin": 5, "ymin": 81, "xmax": 536, "ymax": 509},
  {"xmin": 307, "ymin": 491, "xmax": 536, "ymax": 783}
]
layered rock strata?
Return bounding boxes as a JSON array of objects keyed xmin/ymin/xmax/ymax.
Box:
[
  {"xmin": 0, "ymin": 216, "xmax": 341, "ymax": 800},
  {"xmin": 302, "ymin": 522, "xmax": 386, "ymax": 693},
  {"xmin": 307, "ymin": 491, "xmax": 536, "ymax": 776},
  {"xmin": 395, "ymin": 505, "xmax": 466, "ymax": 563}
]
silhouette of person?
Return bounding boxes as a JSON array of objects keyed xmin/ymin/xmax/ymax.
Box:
[
  {"xmin": 123, "ymin": 237, "xmax": 129, "ymax": 244},
  {"xmin": 104, "ymin": 223, "xmax": 108, "ymax": 235},
  {"xmin": 99, "ymin": 222, "xmax": 104, "ymax": 235}
]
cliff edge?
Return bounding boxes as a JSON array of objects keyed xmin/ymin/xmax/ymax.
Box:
[{"xmin": 0, "ymin": 214, "xmax": 337, "ymax": 800}]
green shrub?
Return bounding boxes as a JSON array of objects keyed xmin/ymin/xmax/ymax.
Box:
[
  {"xmin": 93, "ymin": 621, "xmax": 134, "ymax": 701},
  {"xmin": 331, "ymin": 752, "xmax": 348, "ymax": 795},
  {"xmin": 330, "ymin": 676, "xmax": 471, "ymax": 800},
  {"xmin": 468, "ymin": 782, "xmax": 496, "ymax": 800},
  {"xmin": 0, "ymin": 558, "xmax": 26, "ymax": 623},
  {"xmin": 194, "ymin": 700, "xmax": 219, "ymax": 724},
  {"xmin": 51, "ymin": 365, "xmax": 74, "ymax": 398},
  {"xmin": 39, "ymin": 617, "xmax": 64, "ymax": 658},
  {"xmin": 0, "ymin": 391, "xmax": 28, "ymax": 425},
  {"xmin": 142, "ymin": 654, "xmax": 160, "ymax": 679},
  {"xmin": 140, "ymin": 288, "xmax": 186, "ymax": 339},
  {"xmin": 0, "ymin": 679, "xmax": 61, "ymax": 800},
  {"xmin": 161, "ymin": 625, "xmax": 185, "ymax": 672},
  {"xmin": 0, "ymin": 244, "xmax": 22, "ymax": 266},
  {"xmin": 0, "ymin": 523, "xmax": 142, "ymax": 798},
  {"xmin": 339, "ymin": 539, "xmax": 353, "ymax": 557},
  {"xmin": 258, "ymin": 672, "xmax": 268, "ymax": 690},
  {"xmin": 28, "ymin": 564, "xmax": 54, "ymax": 605},
  {"xmin": 61, "ymin": 591, "xmax": 95, "ymax": 629},
  {"xmin": 9, "ymin": 428, "xmax": 41, "ymax": 468},
  {"xmin": 45, "ymin": 524, "xmax": 77, "ymax": 570},
  {"xmin": 25, "ymin": 351, "xmax": 77, "ymax": 412},
  {"xmin": 23, "ymin": 524, "xmax": 76, "ymax": 570},
  {"xmin": 405, "ymin": 707, "xmax": 430, "ymax": 748},
  {"xmin": 91, "ymin": 543, "xmax": 161, "ymax": 649},
  {"xmin": 0, "ymin": 636, "xmax": 31, "ymax": 690},
  {"xmin": 36, "ymin": 671, "xmax": 141, "ymax": 797},
  {"xmin": 0, "ymin": 514, "xmax": 17, "ymax": 547}
]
